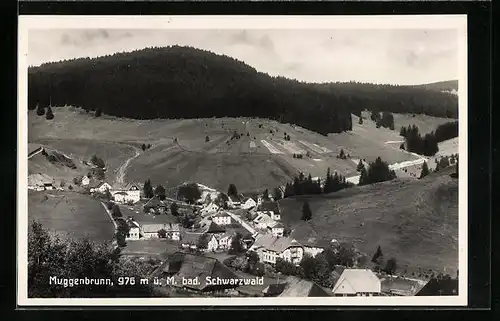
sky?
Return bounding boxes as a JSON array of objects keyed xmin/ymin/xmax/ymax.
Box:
[{"xmin": 28, "ymin": 28, "xmax": 459, "ymax": 85}]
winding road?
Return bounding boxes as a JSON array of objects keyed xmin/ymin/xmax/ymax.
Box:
[{"xmin": 115, "ymin": 147, "xmax": 141, "ymax": 185}]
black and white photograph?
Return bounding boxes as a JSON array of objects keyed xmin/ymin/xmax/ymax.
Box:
[{"xmin": 18, "ymin": 15, "xmax": 467, "ymax": 306}]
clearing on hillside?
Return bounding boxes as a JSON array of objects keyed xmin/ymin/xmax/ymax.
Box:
[
  {"xmin": 278, "ymin": 167, "xmax": 458, "ymax": 274},
  {"xmin": 28, "ymin": 190, "xmax": 115, "ymax": 242}
]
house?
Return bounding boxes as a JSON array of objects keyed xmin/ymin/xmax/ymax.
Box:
[
  {"xmin": 249, "ymin": 234, "xmax": 304, "ymax": 265},
  {"xmin": 28, "ymin": 173, "xmax": 55, "ymax": 191},
  {"xmin": 143, "ymin": 196, "xmax": 168, "ymax": 215},
  {"xmin": 332, "ymin": 269, "xmax": 381, "ymax": 297},
  {"xmin": 80, "ymin": 175, "xmax": 90, "ymax": 186},
  {"xmin": 88, "ymin": 180, "xmax": 112, "ymax": 194},
  {"xmin": 198, "ymin": 220, "xmax": 226, "ymax": 234},
  {"xmin": 279, "ymin": 276, "xmax": 331, "ymax": 297},
  {"xmin": 212, "ymin": 212, "xmax": 232, "ymax": 226},
  {"xmin": 206, "ymin": 232, "xmax": 235, "ymax": 252},
  {"xmin": 268, "ymin": 222, "xmax": 285, "ymax": 237},
  {"xmin": 253, "ymin": 213, "xmax": 276, "ymax": 230},
  {"xmin": 111, "ymin": 183, "xmax": 141, "ymax": 204},
  {"xmin": 415, "ymin": 277, "xmax": 458, "ymax": 296},
  {"xmin": 201, "ymin": 202, "xmax": 220, "ymax": 216},
  {"xmin": 241, "ymin": 197, "xmax": 257, "ymax": 210},
  {"xmin": 289, "ymin": 222, "xmax": 330, "ymax": 258},
  {"xmin": 158, "ymin": 252, "xmax": 240, "ymax": 293},
  {"xmin": 141, "ymin": 223, "xmax": 180, "ymax": 240},
  {"xmin": 124, "ymin": 218, "xmax": 141, "ymax": 241},
  {"xmin": 180, "ymin": 232, "xmax": 203, "ymax": 250},
  {"xmin": 227, "ymin": 195, "xmax": 241, "ymax": 208},
  {"xmin": 256, "ymin": 201, "xmax": 281, "ymax": 221}
]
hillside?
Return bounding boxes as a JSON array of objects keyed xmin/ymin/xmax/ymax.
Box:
[
  {"xmin": 28, "ymin": 190, "xmax": 115, "ymax": 242},
  {"xmin": 28, "ymin": 46, "xmax": 457, "ymax": 135},
  {"xmin": 29, "ymin": 107, "xmax": 447, "ymax": 194},
  {"xmin": 278, "ymin": 166, "xmax": 458, "ymax": 274}
]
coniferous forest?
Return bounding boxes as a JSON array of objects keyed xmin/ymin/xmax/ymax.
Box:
[{"xmin": 28, "ymin": 46, "xmax": 457, "ymax": 135}]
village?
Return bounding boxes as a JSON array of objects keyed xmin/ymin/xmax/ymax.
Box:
[{"xmin": 27, "ymin": 149, "xmax": 457, "ymax": 298}]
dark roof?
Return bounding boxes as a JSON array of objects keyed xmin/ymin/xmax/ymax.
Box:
[
  {"xmin": 143, "ymin": 196, "xmax": 166, "ymax": 208},
  {"xmin": 257, "ymin": 201, "xmax": 280, "ymax": 213},
  {"xmin": 88, "ymin": 179, "xmax": 107, "ymax": 189},
  {"xmin": 415, "ymin": 278, "xmax": 458, "ymax": 296},
  {"xmin": 161, "ymin": 252, "xmax": 239, "ymax": 291},
  {"xmin": 205, "ymin": 221, "xmax": 226, "ymax": 234},
  {"xmin": 262, "ymin": 283, "xmax": 288, "ymax": 296},
  {"xmin": 181, "ymin": 232, "xmax": 203, "ymax": 244},
  {"xmin": 279, "ymin": 276, "xmax": 330, "ymax": 297},
  {"xmin": 229, "ymin": 195, "xmax": 241, "ymax": 203}
]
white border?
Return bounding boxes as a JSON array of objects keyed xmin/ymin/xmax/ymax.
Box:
[{"xmin": 17, "ymin": 15, "xmax": 468, "ymax": 307}]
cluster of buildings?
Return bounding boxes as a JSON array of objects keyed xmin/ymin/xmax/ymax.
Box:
[{"xmin": 80, "ymin": 177, "xmax": 142, "ymax": 204}]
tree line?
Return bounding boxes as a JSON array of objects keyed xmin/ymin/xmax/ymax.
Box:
[
  {"xmin": 28, "ymin": 46, "xmax": 353, "ymax": 136},
  {"xmin": 316, "ymin": 81, "xmax": 458, "ymax": 118},
  {"xmin": 400, "ymin": 124, "xmax": 439, "ymax": 156}
]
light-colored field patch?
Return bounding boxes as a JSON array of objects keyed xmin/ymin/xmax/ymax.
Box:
[
  {"xmin": 436, "ymin": 137, "xmax": 459, "ymax": 157},
  {"xmin": 260, "ymin": 140, "xmax": 283, "ymax": 154},
  {"xmin": 312, "ymin": 143, "xmax": 332, "ymax": 153},
  {"xmin": 277, "ymin": 139, "xmax": 306, "ymax": 154},
  {"xmin": 298, "ymin": 140, "xmax": 325, "ymax": 154},
  {"xmin": 312, "ymin": 159, "xmax": 323, "ymax": 162}
]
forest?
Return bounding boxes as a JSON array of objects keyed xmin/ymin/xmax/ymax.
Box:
[{"xmin": 28, "ymin": 46, "xmax": 457, "ymax": 135}]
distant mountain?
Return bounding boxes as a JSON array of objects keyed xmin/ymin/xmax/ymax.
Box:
[
  {"xmin": 412, "ymin": 80, "xmax": 458, "ymax": 92},
  {"xmin": 28, "ymin": 46, "xmax": 457, "ymax": 135}
]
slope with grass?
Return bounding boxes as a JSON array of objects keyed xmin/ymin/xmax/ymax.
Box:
[
  {"xmin": 29, "ymin": 106, "xmax": 455, "ymax": 195},
  {"xmin": 28, "ymin": 190, "xmax": 115, "ymax": 242},
  {"xmin": 278, "ymin": 166, "xmax": 458, "ymax": 274}
]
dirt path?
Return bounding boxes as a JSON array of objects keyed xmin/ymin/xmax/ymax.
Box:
[
  {"xmin": 115, "ymin": 147, "xmax": 141, "ymax": 185},
  {"xmin": 100, "ymin": 201, "xmax": 118, "ymax": 229}
]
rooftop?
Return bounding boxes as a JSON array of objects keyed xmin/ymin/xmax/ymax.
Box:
[
  {"xmin": 256, "ymin": 201, "xmax": 280, "ymax": 213},
  {"xmin": 279, "ymin": 276, "xmax": 331, "ymax": 297},
  {"xmin": 332, "ymin": 269, "xmax": 381, "ymax": 294},
  {"xmin": 161, "ymin": 252, "xmax": 239, "ymax": 291},
  {"xmin": 251, "ymin": 234, "xmax": 302, "ymax": 253}
]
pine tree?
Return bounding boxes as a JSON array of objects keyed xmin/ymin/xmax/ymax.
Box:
[
  {"xmin": 154, "ymin": 185, "xmax": 166, "ymax": 200},
  {"xmin": 301, "ymin": 200, "xmax": 312, "ymax": 221},
  {"xmin": 95, "ymin": 108, "xmax": 102, "ymax": 117},
  {"xmin": 419, "ymin": 161, "xmax": 430, "ymax": 179},
  {"xmin": 356, "ymin": 159, "xmax": 365, "ymax": 172},
  {"xmin": 141, "ymin": 144, "xmax": 147, "ymax": 151},
  {"xmin": 358, "ymin": 117, "xmax": 363, "ymax": 125},
  {"xmin": 143, "ymin": 179, "xmax": 154, "ymax": 198},
  {"xmin": 272, "ymin": 187, "xmax": 282, "ymax": 201},
  {"xmin": 45, "ymin": 106, "xmax": 54, "ymax": 120},
  {"xmin": 228, "ymin": 184, "xmax": 238, "ymax": 197},
  {"xmin": 323, "ymin": 168, "xmax": 332, "ymax": 194},
  {"xmin": 358, "ymin": 167, "xmax": 368, "ymax": 186},
  {"xmin": 263, "ymin": 189, "xmax": 270, "ymax": 201},
  {"xmin": 371, "ymin": 245, "xmax": 384, "ymax": 265},
  {"xmin": 205, "ymin": 135, "xmax": 210, "ymax": 142},
  {"xmin": 36, "ymin": 104, "xmax": 45, "ymax": 116}
]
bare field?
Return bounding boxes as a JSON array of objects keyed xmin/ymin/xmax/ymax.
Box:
[
  {"xmin": 127, "ymin": 148, "xmax": 300, "ymax": 194},
  {"xmin": 278, "ymin": 167, "xmax": 458, "ymax": 274},
  {"xmin": 28, "ymin": 190, "xmax": 114, "ymax": 242}
]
